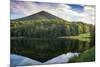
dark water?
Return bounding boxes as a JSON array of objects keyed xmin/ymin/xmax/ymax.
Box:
[{"xmin": 11, "ymin": 38, "xmax": 94, "ymax": 62}]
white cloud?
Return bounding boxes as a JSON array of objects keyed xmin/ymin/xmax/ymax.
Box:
[
  {"xmin": 11, "ymin": 2, "xmax": 95, "ymax": 24},
  {"xmin": 76, "ymin": 5, "xmax": 95, "ymax": 24}
]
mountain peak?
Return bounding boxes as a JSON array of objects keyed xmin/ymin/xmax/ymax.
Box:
[
  {"xmin": 38, "ymin": 11, "xmax": 48, "ymax": 13},
  {"xmin": 33, "ymin": 10, "xmax": 53, "ymax": 16},
  {"xmin": 12, "ymin": 10, "xmax": 65, "ymax": 21}
]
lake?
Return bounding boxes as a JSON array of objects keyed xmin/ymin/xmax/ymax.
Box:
[{"xmin": 11, "ymin": 38, "xmax": 94, "ymax": 66}]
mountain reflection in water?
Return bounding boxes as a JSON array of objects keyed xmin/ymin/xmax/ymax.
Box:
[
  {"xmin": 11, "ymin": 38, "xmax": 94, "ymax": 62},
  {"xmin": 11, "ymin": 53, "xmax": 79, "ymax": 66}
]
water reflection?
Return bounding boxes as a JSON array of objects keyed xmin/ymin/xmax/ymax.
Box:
[
  {"xmin": 11, "ymin": 38, "xmax": 94, "ymax": 62},
  {"xmin": 10, "ymin": 54, "xmax": 41, "ymax": 67},
  {"xmin": 11, "ymin": 53, "xmax": 79, "ymax": 66}
]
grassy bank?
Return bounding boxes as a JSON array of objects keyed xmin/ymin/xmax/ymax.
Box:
[
  {"xmin": 68, "ymin": 47, "xmax": 95, "ymax": 63},
  {"xmin": 58, "ymin": 33, "xmax": 92, "ymax": 41}
]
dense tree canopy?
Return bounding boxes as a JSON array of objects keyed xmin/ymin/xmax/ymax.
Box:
[{"xmin": 11, "ymin": 19, "xmax": 95, "ymax": 38}]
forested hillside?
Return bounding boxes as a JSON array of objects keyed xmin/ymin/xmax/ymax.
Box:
[{"xmin": 11, "ymin": 11, "xmax": 95, "ymax": 38}]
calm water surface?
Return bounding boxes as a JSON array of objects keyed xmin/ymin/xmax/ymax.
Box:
[{"xmin": 11, "ymin": 38, "xmax": 94, "ymax": 62}]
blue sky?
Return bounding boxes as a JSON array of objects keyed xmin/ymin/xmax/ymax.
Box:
[
  {"xmin": 67, "ymin": 4, "xmax": 84, "ymax": 12},
  {"xmin": 11, "ymin": 1, "xmax": 95, "ymax": 24}
]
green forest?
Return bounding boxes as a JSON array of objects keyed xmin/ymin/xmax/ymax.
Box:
[{"xmin": 11, "ymin": 19, "xmax": 95, "ymax": 38}]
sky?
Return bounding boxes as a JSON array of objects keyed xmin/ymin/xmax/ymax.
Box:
[{"xmin": 11, "ymin": 1, "xmax": 95, "ymax": 24}]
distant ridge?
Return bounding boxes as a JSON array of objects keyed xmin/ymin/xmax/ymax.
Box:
[{"xmin": 12, "ymin": 11, "xmax": 66, "ymax": 21}]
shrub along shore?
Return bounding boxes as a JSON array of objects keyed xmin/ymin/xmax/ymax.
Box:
[{"xmin": 68, "ymin": 47, "xmax": 95, "ymax": 63}]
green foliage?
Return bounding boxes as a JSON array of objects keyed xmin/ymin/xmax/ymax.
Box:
[
  {"xmin": 69, "ymin": 47, "xmax": 95, "ymax": 62},
  {"xmin": 10, "ymin": 11, "xmax": 95, "ymax": 38},
  {"xmin": 11, "ymin": 19, "xmax": 94, "ymax": 38}
]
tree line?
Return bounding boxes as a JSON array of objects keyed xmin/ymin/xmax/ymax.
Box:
[{"xmin": 11, "ymin": 19, "xmax": 95, "ymax": 38}]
